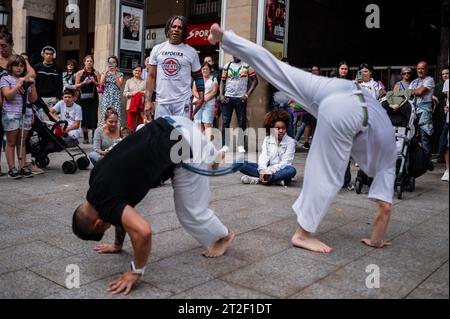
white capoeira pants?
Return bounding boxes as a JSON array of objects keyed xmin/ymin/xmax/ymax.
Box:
[
  {"xmin": 168, "ymin": 115, "xmax": 228, "ymax": 248},
  {"xmin": 172, "ymin": 165, "xmax": 228, "ymax": 248},
  {"xmin": 222, "ymin": 31, "xmax": 397, "ymax": 233},
  {"xmin": 155, "ymin": 99, "xmax": 191, "ymax": 119}
]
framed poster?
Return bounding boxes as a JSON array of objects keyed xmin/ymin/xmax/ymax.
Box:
[
  {"xmin": 263, "ymin": 0, "xmax": 288, "ymax": 59},
  {"xmin": 120, "ymin": 4, "xmax": 144, "ymax": 52}
]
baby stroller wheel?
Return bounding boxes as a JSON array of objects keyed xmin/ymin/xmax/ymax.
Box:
[
  {"xmin": 396, "ymin": 183, "xmax": 403, "ymax": 200},
  {"xmin": 35, "ymin": 156, "xmax": 50, "ymax": 168},
  {"xmin": 76, "ymin": 157, "xmax": 90, "ymax": 170},
  {"xmin": 62, "ymin": 161, "xmax": 78, "ymax": 174},
  {"xmin": 408, "ymin": 177, "xmax": 415, "ymax": 192},
  {"xmin": 355, "ymin": 179, "xmax": 363, "ymax": 194}
]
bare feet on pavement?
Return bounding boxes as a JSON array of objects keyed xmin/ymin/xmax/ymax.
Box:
[
  {"xmin": 203, "ymin": 229, "xmax": 235, "ymax": 258},
  {"xmin": 291, "ymin": 227, "xmax": 333, "ymax": 253}
]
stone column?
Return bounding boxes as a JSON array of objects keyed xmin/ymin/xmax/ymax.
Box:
[
  {"xmin": 225, "ymin": 0, "xmax": 269, "ymax": 151},
  {"xmin": 93, "ymin": 0, "xmax": 116, "ymax": 72},
  {"xmin": 11, "ymin": 0, "xmax": 27, "ymax": 54},
  {"xmin": 12, "ymin": 0, "xmax": 56, "ymax": 54}
]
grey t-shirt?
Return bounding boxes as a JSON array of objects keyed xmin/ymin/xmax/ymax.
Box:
[{"xmin": 93, "ymin": 127, "xmax": 118, "ymax": 152}]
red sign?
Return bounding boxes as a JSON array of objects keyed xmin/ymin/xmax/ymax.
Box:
[{"xmin": 186, "ymin": 23, "xmax": 215, "ymax": 46}]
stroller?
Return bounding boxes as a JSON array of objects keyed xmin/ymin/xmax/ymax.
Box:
[
  {"xmin": 29, "ymin": 100, "xmax": 90, "ymax": 174},
  {"xmin": 355, "ymin": 90, "xmax": 417, "ymax": 199}
]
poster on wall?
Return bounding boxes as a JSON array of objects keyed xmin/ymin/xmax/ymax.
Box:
[
  {"xmin": 263, "ymin": 0, "xmax": 288, "ymax": 59},
  {"xmin": 118, "ymin": 2, "xmax": 145, "ymax": 73},
  {"xmin": 120, "ymin": 4, "xmax": 144, "ymax": 52}
]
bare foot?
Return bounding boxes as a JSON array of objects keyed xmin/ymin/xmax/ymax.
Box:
[
  {"xmin": 361, "ymin": 238, "xmax": 392, "ymax": 248},
  {"xmin": 202, "ymin": 229, "xmax": 235, "ymax": 258},
  {"xmin": 291, "ymin": 228, "xmax": 333, "ymax": 253},
  {"xmin": 208, "ymin": 23, "xmax": 224, "ymax": 45}
]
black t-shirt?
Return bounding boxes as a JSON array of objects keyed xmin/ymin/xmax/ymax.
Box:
[{"xmin": 86, "ymin": 118, "xmax": 189, "ymax": 227}]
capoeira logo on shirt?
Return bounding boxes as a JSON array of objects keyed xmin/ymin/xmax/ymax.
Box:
[{"xmin": 162, "ymin": 58, "xmax": 181, "ymax": 77}]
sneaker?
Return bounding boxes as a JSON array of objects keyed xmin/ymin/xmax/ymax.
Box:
[
  {"xmin": 83, "ymin": 139, "xmax": 89, "ymax": 144},
  {"xmin": 241, "ymin": 175, "xmax": 259, "ymax": 185},
  {"xmin": 20, "ymin": 168, "xmax": 34, "ymax": 178},
  {"xmin": 25, "ymin": 163, "xmax": 44, "ymax": 175},
  {"xmin": 220, "ymin": 146, "xmax": 230, "ymax": 153},
  {"xmin": 301, "ymin": 142, "xmax": 310, "ymax": 150},
  {"xmin": 237, "ymin": 145, "xmax": 246, "ymax": 153},
  {"xmin": 442, "ymin": 170, "xmax": 449, "ymax": 182},
  {"xmin": 275, "ymin": 180, "xmax": 286, "ymax": 187},
  {"xmin": 346, "ymin": 183, "xmax": 355, "ymax": 191},
  {"xmin": 8, "ymin": 168, "xmax": 21, "ymax": 180}
]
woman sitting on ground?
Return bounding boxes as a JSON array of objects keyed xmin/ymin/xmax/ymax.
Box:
[
  {"xmin": 89, "ymin": 107, "xmax": 121, "ymax": 166},
  {"xmin": 240, "ymin": 109, "xmax": 297, "ymax": 186}
]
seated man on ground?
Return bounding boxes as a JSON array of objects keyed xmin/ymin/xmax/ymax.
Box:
[{"xmin": 240, "ymin": 109, "xmax": 297, "ymax": 186}]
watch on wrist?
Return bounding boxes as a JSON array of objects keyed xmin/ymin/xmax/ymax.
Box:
[{"xmin": 130, "ymin": 261, "xmax": 146, "ymax": 276}]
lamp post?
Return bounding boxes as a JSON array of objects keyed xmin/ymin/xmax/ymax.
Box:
[{"xmin": 0, "ymin": 1, "xmax": 9, "ymax": 27}]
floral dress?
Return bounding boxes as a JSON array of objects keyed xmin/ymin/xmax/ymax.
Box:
[{"xmin": 101, "ymin": 71, "xmax": 123, "ymax": 126}]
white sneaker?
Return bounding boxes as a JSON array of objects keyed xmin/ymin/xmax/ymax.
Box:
[
  {"xmin": 237, "ymin": 145, "xmax": 246, "ymax": 153},
  {"xmin": 241, "ymin": 175, "xmax": 259, "ymax": 185},
  {"xmin": 441, "ymin": 170, "xmax": 449, "ymax": 182},
  {"xmin": 220, "ymin": 146, "xmax": 230, "ymax": 153}
]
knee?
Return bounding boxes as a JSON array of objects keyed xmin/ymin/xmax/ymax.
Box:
[{"xmin": 378, "ymin": 202, "xmax": 391, "ymax": 217}]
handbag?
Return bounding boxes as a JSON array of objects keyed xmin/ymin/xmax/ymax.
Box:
[
  {"xmin": 408, "ymin": 141, "xmax": 431, "ymax": 178},
  {"xmin": 97, "ymin": 84, "xmax": 104, "ymax": 94}
]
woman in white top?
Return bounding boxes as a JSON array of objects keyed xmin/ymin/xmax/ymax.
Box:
[
  {"xmin": 357, "ymin": 63, "xmax": 385, "ymax": 100},
  {"xmin": 123, "ymin": 65, "xmax": 146, "ymax": 131},
  {"xmin": 192, "ymin": 62, "xmax": 218, "ymax": 140},
  {"xmin": 240, "ymin": 109, "xmax": 297, "ymax": 186}
]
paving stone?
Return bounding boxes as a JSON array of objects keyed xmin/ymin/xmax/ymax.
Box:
[
  {"xmin": 222, "ymin": 248, "xmax": 338, "ymax": 298},
  {"xmin": 29, "ymin": 251, "xmax": 132, "ymax": 287},
  {"xmin": 226, "ymin": 229, "xmax": 292, "ymax": 263},
  {"xmin": 0, "ymin": 269, "xmax": 62, "ymax": 299},
  {"xmin": 45, "ymin": 275, "xmax": 172, "ymax": 299},
  {"xmin": 171, "ymin": 279, "xmax": 274, "ymax": 299},
  {"xmin": 0, "ymin": 241, "xmax": 71, "ymax": 275}
]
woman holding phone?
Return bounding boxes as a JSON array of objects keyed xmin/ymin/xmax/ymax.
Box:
[{"xmin": 99, "ymin": 56, "xmax": 124, "ymax": 126}]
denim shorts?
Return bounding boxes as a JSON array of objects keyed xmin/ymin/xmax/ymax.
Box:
[
  {"xmin": 2, "ymin": 112, "xmax": 33, "ymax": 131},
  {"xmin": 194, "ymin": 103, "xmax": 215, "ymax": 124}
]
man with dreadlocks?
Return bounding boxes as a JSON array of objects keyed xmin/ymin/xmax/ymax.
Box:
[{"xmin": 144, "ymin": 16, "xmax": 204, "ymax": 120}]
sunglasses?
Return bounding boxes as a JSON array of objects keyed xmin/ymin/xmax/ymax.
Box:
[{"xmin": 402, "ymin": 72, "xmax": 412, "ymax": 75}]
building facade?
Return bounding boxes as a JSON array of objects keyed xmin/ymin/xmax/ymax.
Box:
[{"xmin": 2, "ymin": 0, "xmax": 448, "ymax": 136}]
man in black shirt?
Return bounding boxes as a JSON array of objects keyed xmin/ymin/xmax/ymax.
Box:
[
  {"xmin": 34, "ymin": 46, "xmax": 63, "ymax": 109},
  {"xmin": 72, "ymin": 116, "xmax": 234, "ymax": 295}
]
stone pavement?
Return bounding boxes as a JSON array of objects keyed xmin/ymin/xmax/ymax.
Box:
[{"xmin": 0, "ymin": 145, "xmax": 448, "ymax": 299}]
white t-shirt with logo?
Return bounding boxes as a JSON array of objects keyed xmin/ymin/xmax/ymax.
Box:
[
  {"xmin": 409, "ymin": 76, "xmax": 435, "ymax": 104},
  {"xmin": 149, "ymin": 41, "xmax": 201, "ymax": 105},
  {"xmin": 53, "ymin": 100, "xmax": 83, "ymax": 136}
]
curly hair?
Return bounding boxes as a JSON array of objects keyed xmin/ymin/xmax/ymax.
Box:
[{"xmin": 263, "ymin": 109, "xmax": 291, "ymax": 136}]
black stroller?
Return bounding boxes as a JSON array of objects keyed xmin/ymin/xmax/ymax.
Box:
[
  {"xmin": 29, "ymin": 100, "xmax": 90, "ymax": 174},
  {"xmin": 355, "ymin": 90, "xmax": 417, "ymax": 199}
]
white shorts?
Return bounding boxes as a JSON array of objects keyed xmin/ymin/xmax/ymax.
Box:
[{"xmin": 2, "ymin": 112, "xmax": 33, "ymax": 131}]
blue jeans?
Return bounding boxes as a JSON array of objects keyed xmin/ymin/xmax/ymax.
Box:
[
  {"xmin": 240, "ymin": 162, "xmax": 297, "ymax": 184},
  {"xmin": 439, "ymin": 121, "xmax": 449, "ymax": 155},
  {"xmin": 89, "ymin": 151, "xmax": 103, "ymax": 167},
  {"xmin": 416, "ymin": 102, "xmax": 434, "ymax": 157},
  {"xmin": 221, "ymin": 97, "xmax": 247, "ymax": 147},
  {"xmin": 294, "ymin": 122, "xmax": 306, "ymax": 142}
]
